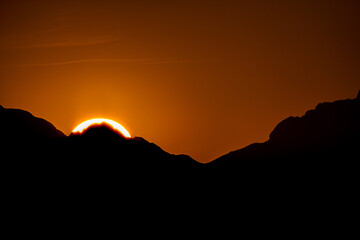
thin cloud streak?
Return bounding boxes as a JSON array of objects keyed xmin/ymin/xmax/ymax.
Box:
[
  {"xmin": 6, "ymin": 58, "xmax": 197, "ymax": 67},
  {"xmin": 18, "ymin": 37, "xmax": 119, "ymax": 49}
]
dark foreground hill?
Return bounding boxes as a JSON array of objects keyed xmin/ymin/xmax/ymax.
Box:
[
  {"xmin": 202, "ymin": 91, "xmax": 360, "ymax": 225},
  {"xmin": 0, "ymin": 105, "xmax": 66, "ymax": 141},
  {"xmin": 1, "ymin": 92, "xmax": 359, "ymax": 233},
  {"xmin": 0, "ymin": 105, "xmax": 202, "ymax": 197},
  {"xmin": 1, "ymin": 91, "xmax": 359, "ymax": 179},
  {"xmin": 208, "ymin": 91, "xmax": 360, "ymax": 182}
]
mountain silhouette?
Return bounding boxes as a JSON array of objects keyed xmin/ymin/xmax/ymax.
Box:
[
  {"xmin": 208, "ymin": 91, "xmax": 360, "ymax": 185},
  {"xmin": 0, "ymin": 109, "xmax": 202, "ymax": 230},
  {"xmin": 67, "ymin": 123, "xmax": 200, "ymax": 173},
  {"xmin": 70, "ymin": 122, "xmax": 128, "ymax": 139},
  {"xmin": 0, "ymin": 105, "xmax": 201, "ymax": 193},
  {"xmin": 2, "ymin": 91, "xmax": 359, "ymax": 175},
  {"xmin": 201, "ymin": 91, "xmax": 360, "ymax": 222},
  {"xmin": 0, "ymin": 105, "xmax": 66, "ymax": 142},
  {"xmin": 2, "ymin": 92, "xmax": 359, "ymax": 228}
]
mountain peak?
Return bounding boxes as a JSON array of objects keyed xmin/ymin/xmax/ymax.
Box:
[
  {"xmin": 70, "ymin": 122, "xmax": 128, "ymax": 140},
  {"xmin": 211, "ymin": 91, "xmax": 360, "ymax": 165},
  {"xmin": 268, "ymin": 96, "xmax": 360, "ymax": 146},
  {"xmin": 0, "ymin": 106, "xmax": 66, "ymax": 141}
]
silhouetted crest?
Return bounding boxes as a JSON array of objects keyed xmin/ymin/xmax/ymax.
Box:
[
  {"xmin": 0, "ymin": 105, "xmax": 66, "ymax": 141},
  {"xmin": 211, "ymin": 90, "xmax": 360, "ymax": 167},
  {"xmin": 0, "ymin": 105, "xmax": 200, "ymax": 174},
  {"xmin": 357, "ymin": 89, "xmax": 360, "ymax": 99},
  {"xmin": 70, "ymin": 122, "xmax": 128, "ymax": 140},
  {"xmin": 268, "ymin": 97, "xmax": 360, "ymax": 147}
]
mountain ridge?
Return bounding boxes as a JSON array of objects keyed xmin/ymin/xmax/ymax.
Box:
[
  {"xmin": 1, "ymin": 90, "xmax": 359, "ymax": 168},
  {"xmin": 1, "ymin": 92, "xmax": 359, "ymax": 218},
  {"xmin": 0, "ymin": 105, "xmax": 66, "ymax": 141},
  {"xmin": 0, "ymin": 105, "xmax": 201, "ymax": 176},
  {"xmin": 209, "ymin": 91, "xmax": 360, "ymax": 167}
]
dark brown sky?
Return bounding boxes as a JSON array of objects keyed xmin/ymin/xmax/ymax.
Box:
[{"xmin": 1, "ymin": 0, "xmax": 359, "ymax": 162}]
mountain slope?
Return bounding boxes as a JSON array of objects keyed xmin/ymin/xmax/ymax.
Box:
[
  {"xmin": 0, "ymin": 105, "xmax": 66, "ymax": 142},
  {"xmin": 209, "ymin": 91, "xmax": 360, "ymax": 170},
  {"xmin": 0, "ymin": 105, "xmax": 200, "ymax": 183}
]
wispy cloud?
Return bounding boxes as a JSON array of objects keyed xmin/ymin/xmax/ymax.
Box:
[
  {"xmin": 19, "ymin": 36, "xmax": 119, "ymax": 49},
  {"xmin": 6, "ymin": 58, "xmax": 196, "ymax": 67}
]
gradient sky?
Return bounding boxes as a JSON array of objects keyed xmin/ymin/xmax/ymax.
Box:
[{"xmin": 1, "ymin": 0, "xmax": 359, "ymax": 162}]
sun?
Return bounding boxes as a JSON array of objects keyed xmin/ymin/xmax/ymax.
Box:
[{"xmin": 72, "ymin": 118, "xmax": 131, "ymax": 138}]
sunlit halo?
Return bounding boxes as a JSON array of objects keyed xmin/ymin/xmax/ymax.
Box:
[{"xmin": 72, "ymin": 118, "xmax": 131, "ymax": 138}]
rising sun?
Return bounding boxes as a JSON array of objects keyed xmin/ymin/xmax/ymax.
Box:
[{"xmin": 72, "ymin": 118, "xmax": 131, "ymax": 138}]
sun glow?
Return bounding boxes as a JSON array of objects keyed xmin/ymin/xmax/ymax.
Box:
[{"xmin": 72, "ymin": 118, "xmax": 131, "ymax": 138}]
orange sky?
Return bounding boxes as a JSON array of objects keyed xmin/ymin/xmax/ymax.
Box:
[{"xmin": 1, "ymin": 0, "xmax": 359, "ymax": 162}]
